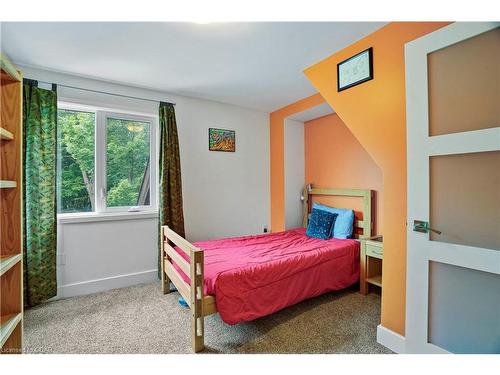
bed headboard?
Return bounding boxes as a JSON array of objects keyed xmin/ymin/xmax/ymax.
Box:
[{"xmin": 302, "ymin": 185, "xmax": 374, "ymax": 240}]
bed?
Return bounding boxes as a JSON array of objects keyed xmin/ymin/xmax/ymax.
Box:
[{"xmin": 160, "ymin": 186, "xmax": 373, "ymax": 352}]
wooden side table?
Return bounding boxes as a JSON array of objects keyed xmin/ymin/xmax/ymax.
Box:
[{"xmin": 360, "ymin": 235, "xmax": 383, "ymax": 295}]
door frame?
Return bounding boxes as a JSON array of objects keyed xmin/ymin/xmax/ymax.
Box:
[{"xmin": 405, "ymin": 22, "xmax": 500, "ymax": 354}]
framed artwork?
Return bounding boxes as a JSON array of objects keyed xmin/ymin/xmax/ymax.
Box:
[
  {"xmin": 337, "ymin": 47, "xmax": 373, "ymax": 92},
  {"xmin": 209, "ymin": 128, "xmax": 235, "ymax": 152}
]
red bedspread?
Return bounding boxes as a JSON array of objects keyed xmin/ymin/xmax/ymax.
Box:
[{"xmin": 174, "ymin": 228, "xmax": 360, "ymax": 325}]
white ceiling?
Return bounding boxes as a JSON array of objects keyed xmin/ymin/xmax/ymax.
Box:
[
  {"xmin": 0, "ymin": 22, "xmax": 385, "ymax": 112},
  {"xmin": 288, "ymin": 102, "xmax": 334, "ymax": 122}
]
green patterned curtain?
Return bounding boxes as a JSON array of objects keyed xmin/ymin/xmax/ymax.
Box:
[
  {"xmin": 23, "ymin": 80, "xmax": 58, "ymax": 307},
  {"xmin": 158, "ymin": 102, "xmax": 185, "ymax": 277}
]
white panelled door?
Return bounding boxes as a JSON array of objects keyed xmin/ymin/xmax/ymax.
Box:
[{"xmin": 405, "ymin": 22, "xmax": 500, "ymax": 353}]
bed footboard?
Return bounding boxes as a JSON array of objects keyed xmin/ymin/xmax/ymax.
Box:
[{"xmin": 160, "ymin": 226, "xmax": 206, "ymax": 352}]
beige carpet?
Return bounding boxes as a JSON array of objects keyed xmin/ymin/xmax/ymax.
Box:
[{"xmin": 23, "ymin": 282, "xmax": 391, "ymax": 354}]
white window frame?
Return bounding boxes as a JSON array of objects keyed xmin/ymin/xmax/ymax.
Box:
[{"xmin": 57, "ymin": 100, "xmax": 159, "ymax": 221}]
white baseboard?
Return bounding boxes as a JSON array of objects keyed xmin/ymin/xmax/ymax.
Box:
[
  {"xmin": 377, "ymin": 324, "xmax": 406, "ymax": 353},
  {"xmin": 54, "ymin": 269, "xmax": 158, "ymax": 300}
]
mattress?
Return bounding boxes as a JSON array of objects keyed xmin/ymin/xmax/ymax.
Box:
[{"xmin": 174, "ymin": 228, "xmax": 360, "ymax": 325}]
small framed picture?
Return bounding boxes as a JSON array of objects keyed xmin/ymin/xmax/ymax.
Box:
[
  {"xmin": 209, "ymin": 128, "xmax": 235, "ymax": 152},
  {"xmin": 337, "ymin": 47, "xmax": 373, "ymax": 92}
]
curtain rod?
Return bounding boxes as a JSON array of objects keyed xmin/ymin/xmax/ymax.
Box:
[{"xmin": 37, "ymin": 80, "xmax": 176, "ymax": 106}]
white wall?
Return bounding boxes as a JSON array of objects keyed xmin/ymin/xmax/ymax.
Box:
[
  {"xmin": 284, "ymin": 119, "xmax": 305, "ymax": 229},
  {"xmin": 56, "ymin": 217, "xmax": 158, "ymax": 298},
  {"xmin": 20, "ymin": 65, "xmax": 270, "ymax": 298}
]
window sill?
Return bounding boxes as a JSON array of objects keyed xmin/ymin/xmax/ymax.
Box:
[{"xmin": 57, "ymin": 211, "xmax": 158, "ymax": 224}]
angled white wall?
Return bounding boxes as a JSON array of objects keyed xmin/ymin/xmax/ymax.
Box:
[{"xmin": 284, "ymin": 119, "xmax": 305, "ymax": 229}]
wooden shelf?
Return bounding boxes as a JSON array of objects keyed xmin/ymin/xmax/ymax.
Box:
[
  {"xmin": 0, "ymin": 313, "xmax": 22, "ymax": 348},
  {"xmin": 0, "ymin": 54, "xmax": 22, "ymax": 83},
  {"xmin": 0, "ymin": 180, "xmax": 17, "ymax": 188},
  {"xmin": 0, "ymin": 52, "xmax": 23, "ymax": 355},
  {"xmin": 0, "ymin": 127, "xmax": 14, "ymax": 140},
  {"xmin": 0, "ymin": 254, "xmax": 22, "ymax": 277},
  {"xmin": 366, "ymin": 275, "xmax": 382, "ymax": 287}
]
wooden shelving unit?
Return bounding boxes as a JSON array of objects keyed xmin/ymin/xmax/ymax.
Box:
[
  {"xmin": 0, "ymin": 180, "xmax": 17, "ymax": 188},
  {"xmin": 0, "ymin": 313, "xmax": 22, "ymax": 348},
  {"xmin": 0, "ymin": 53, "xmax": 23, "ymax": 354},
  {"xmin": 0, "ymin": 127, "xmax": 14, "ymax": 141},
  {"xmin": 0, "ymin": 254, "xmax": 22, "ymax": 277}
]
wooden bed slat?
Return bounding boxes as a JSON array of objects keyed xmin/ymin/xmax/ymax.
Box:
[
  {"xmin": 310, "ymin": 187, "xmax": 369, "ymax": 197},
  {"xmin": 165, "ymin": 226, "xmax": 198, "ymax": 257},
  {"xmin": 160, "ymin": 227, "xmax": 170, "ymax": 294},
  {"xmin": 164, "ymin": 261, "xmax": 191, "ymax": 307},
  {"xmin": 164, "ymin": 243, "xmax": 190, "ymax": 276},
  {"xmin": 190, "ymin": 249, "xmax": 204, "ymax": 352},
  {"xmin": 357, "ymin": 220, "xmax": 371, "ymax": 232}
]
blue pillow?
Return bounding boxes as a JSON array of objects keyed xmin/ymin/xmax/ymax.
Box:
[
  {"xmin": 306, "ymin": 208, "xmax": 338, "ymax": 240},
  {"xmin": 313, "ymin": 203, "xmax": 355, "ymax": 239}
]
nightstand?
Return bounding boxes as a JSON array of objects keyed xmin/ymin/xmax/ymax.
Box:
[{"xmin": 360, "ymin": 235, "xmax": 383, "ymax": 295}]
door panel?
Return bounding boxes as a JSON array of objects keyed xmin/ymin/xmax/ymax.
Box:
[
  {"xmin": 429, "ymin": 151, "xmax": 500, "ymax": 250},
  {"xmin": 428, "ymin": 27, "xmax": 500, "ymax": 136},
  {"xmin": 428, "ymin": 261, "xmax": 500, "ymax": 353}
]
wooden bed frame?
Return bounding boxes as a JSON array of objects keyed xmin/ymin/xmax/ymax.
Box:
[
  {"xmin": 160, "ymin": 186, "xmax": 373, "ymax": 352},
  {"xmin": 301, "ymin": 186, "xmax": 374, "ymax": 239}
]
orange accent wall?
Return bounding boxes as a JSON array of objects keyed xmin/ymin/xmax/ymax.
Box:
[
  {"xmin": 305, "ymin": 113, "xmax": 383, "ymax": 234},
  {"xmin": 270, "ymin": 93, "xmax": 325, "ymax": 232},
  {"xmin": 304, "ymin": 22, "xmax": 451, "ymax": 335}
]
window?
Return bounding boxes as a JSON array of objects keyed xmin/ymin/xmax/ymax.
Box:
[
  {"xmin": 104, "ymin": 115, "xmax": 152, "ymax": 209},
  {"xmin": 57, "ymin": 109, "xmax": 96, "ymax": 213},
  {"xmin": 57, "ymin": 103, "xmax": 157, "ymax": 216}
]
